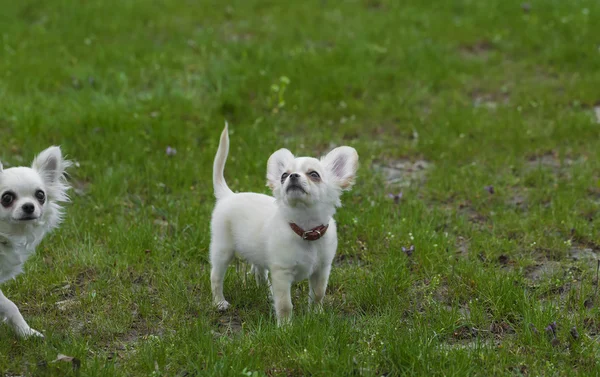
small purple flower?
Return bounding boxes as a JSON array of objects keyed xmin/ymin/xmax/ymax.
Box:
[
  {"xmin": 401, "ymin": 245, "xmax": 415, "ymax": 257},
  {"xmin": 387, "ymin": 191, "xmax": 403, "ymax": 204},
  {"xmin": 545, "ymin": 321, "xmax": 557, "ymax": 337},
  {"xmin": 484, "ymin": 185, "xmax": 495, "ymax": 194},
  {"xmin": 166, "ymin": 146, "xmax": 177, "ymax": 156}
]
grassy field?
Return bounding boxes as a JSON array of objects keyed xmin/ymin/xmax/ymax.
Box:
[{"xmin": 1, "ymin": 0, "xmax": 600, "ymax": 375}]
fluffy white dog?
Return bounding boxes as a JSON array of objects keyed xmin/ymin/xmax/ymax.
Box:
[
  {"xmin": 209, "ymin": 124, "xmax": 358, "ymax": 325},
  {"xmin": 0, "ymin": 146, "xmax": 71, "ymax": 337}
]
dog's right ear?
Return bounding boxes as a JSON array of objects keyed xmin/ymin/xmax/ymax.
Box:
[{"xmin": 266, "ymin": 148, "xmax": 294, "ymax": 190}]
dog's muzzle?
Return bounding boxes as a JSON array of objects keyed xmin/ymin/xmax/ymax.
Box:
[{"xmin": 286, "ymin": 184, "xmax": 306, "ymax": 194}]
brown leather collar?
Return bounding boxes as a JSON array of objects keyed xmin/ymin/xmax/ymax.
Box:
[{"xmin": 289, "ymin": 223, "xmax": 329, "ymax": 241}]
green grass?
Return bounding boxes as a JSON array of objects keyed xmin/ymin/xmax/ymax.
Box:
[{"xmin": 1, "ymin": 0, "xmax": 600, "ymax": 375}]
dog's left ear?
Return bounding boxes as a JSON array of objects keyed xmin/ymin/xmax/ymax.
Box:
[
  {"xmin": 322, "ymin": 146, "xmax": 359, "ymax": 190},
  {"xmin": 267, "ymin": 148, "xmax": 295, "ymax": 190},
  {"xmin": 32, "ymin": 146, "xmax": 65, "ymax": 184}
]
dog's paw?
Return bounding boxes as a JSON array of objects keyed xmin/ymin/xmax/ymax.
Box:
[
  {"xmin": 276, "ymin": 313, "xmax": 293, "ymax": 327},
  {"xmin": 16, "ymin": 326, "xmax": 44, "ymax": 339},
  {"xmin": 215, "ymin": 300, "xmax": 231, "ymax": 311},
  {"xmin": 276, "ymin": 318, "xmax": 292, "ymax": 328}
]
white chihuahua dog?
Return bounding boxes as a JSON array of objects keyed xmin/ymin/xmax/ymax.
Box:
[
  {"xmin": 0, "ymin": 146, "xmax": 70, "ymax": 337},
  {"xmin": 210, "ymin": 124, "xmax": 358, "ymax": 325}
]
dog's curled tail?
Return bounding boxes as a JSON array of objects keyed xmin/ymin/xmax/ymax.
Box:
[{"xmin": 213, "ymin": 122, "xmax": 234, "ymax": 200}]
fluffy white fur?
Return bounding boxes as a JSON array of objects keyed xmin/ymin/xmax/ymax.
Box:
[
  {"xmin": 0, "ymin": 146, "xmax": 71, "ymax": 338},
  {"xmin": 209, "ymin": 123, "xmax": 358, "ymax": 325}
]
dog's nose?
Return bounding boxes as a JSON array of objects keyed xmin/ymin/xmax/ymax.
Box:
[
  {"xmin": 289, "ymin": 173, "xmax": 300, "ymax": 180},
  {"xmin": 22, "ymin": 203, "xmax": 35, "ymax": 214}
]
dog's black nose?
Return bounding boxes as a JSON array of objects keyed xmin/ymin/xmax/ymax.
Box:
[
  {"xmin": 289, "ymin": 173, "xmax": 300, "ymax": 180},
  {"xmin": 22, "ymin": 203, "xmax": 35, "ymax": 214}
]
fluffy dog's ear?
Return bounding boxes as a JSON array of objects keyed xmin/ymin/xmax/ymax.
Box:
[
  {"xmin": 32, "ymin": 146, "xmax": 66, "ymax": 184},
  {"xmin": 266, "ymin": 148, "xmax": 295, "ymax": 190},
  {"xmin": 322, "ymin": 146, "xmax": 359, "ymax": 190},
  {"xmin": 0, "ymin": 161, "xmax": 3, "ymax": 173}
]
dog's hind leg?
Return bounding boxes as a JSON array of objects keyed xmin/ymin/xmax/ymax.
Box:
[{"xmin": 209, "ymin": 239, "xmax": 235, "ymax": 311}]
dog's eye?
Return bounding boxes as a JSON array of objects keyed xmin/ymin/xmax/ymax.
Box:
[
  {"xmin": 1, "ymin": 192, "xmax": 15, "ymax": 207},
  {"xmin": 308, "ymin": 171, "xmax": 320, "ymax": 180},
  {"xmin": 281, "ymin": 172, "xmax": 289, "ymax": 184},
  {"xmin": 35, "ymin": 190, "xmax": 45, "ymax": 203}
]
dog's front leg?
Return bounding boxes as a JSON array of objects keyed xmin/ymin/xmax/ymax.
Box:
[
  {"xmin": 270, "ymin": 269, "xmax": 293, "ymax": 326},
  {"xmin": 0, "ymin": 289, "xmax": 43, "ymax": 338},
  {"xmin": 308, "ymin": 266, "xmax": 331, "ymax": 312}
]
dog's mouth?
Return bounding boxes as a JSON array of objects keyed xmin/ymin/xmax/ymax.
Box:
[
  {"xmin": 286, "ymin": 184, "xmax": 306, "ymax": 194},
  {"xmin": 14, "ymin": 215, "xmax": 39, "ymax": 222}
]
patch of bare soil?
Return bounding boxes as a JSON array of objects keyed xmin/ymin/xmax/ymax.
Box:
[
  {"xmin": 212, "ymin": 311, "xmax": 243, "ymax": 338},
  {"xmin": 497, "ymin": 254, "xmax": 516, "ymax": 269},
  {"xmin": 489, "ymin": 321, "xmax": 516, "ymax": 337},
  {"xmin": 455, "ymin": 236, "xmax": 469, "ymax": 257},
  {"xmin": 525, "ymin": 151, "xmax": 586, "ymax": 176},
  {"xmin": 433, "ymin": 283, "xmax": 451, "ymax": 307},
  {"xmin": 452, "ymin": 325, "xmax": 478, "ymax": 340},
  {"xmin": 569, "ymin": 247, "xmax": 597, "ymax": 262},
  {"xmin": 437, "ymin": 199, "xmax": 488, "ymax": 231},
  {"xmin": 50, "ymin": 267, "xmax": 97, "ymax": 303},
  {"xmin": 373, "ymin": 158, "xmax": 431, "ymax": 188},
  {"xmin": 363, "ymin": 0, "xmax": 385, "ymax": 10},
  {"xmin": 470, "ymin": 88, "xmax": 510, "ymax": 109},
  {"xmin": 524, "ymin": 261, "xmax": 563, "ymax": 281},
  {"xmin": 526, "ymin": 151, "xmax": 561, "ymax": 172},
  {"xmin": 459, "ymin": 40, "xmax": 494, "ymax": 60},
  {"xmin": 440, "ymin": 338, "xmax": 498, "ymax": 352},
  {"xmin": 458, "ymin": 200, "xmax": 488, "ymax": 224},
  {"xmin": 500, "ymin": 185, "xmax": 529, "ymax": 211}
]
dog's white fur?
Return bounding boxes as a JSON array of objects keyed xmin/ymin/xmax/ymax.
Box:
[
  {"xmin": 0, "ymin": 146, "xmax": 71, "ymax": 337},
  {"xmin": 209, "ymin": 124, "xmax": 358, "ymax": 325}
]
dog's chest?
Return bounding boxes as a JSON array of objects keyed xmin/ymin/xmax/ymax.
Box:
[
  {"xmin": 288, "ymin": 243, "xmax": 321, "ymax": 281},
  {"xmin": 0, "ymin": 237, "xmax": 36, "ymax": 284}
]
